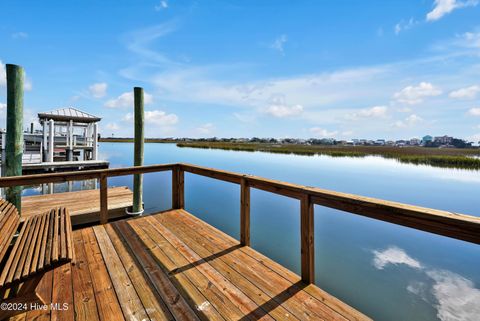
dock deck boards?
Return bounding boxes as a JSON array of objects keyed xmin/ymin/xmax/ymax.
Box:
[
  {"xmin": 6, "ymin": 209, "xmax": 370, "ymax": 321},
  {"xmin": 21, "ymin": 187, "xmax": 133, "ymax": 226}
]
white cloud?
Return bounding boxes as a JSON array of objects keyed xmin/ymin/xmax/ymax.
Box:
[
  {"xmin": 264, "ymin": 104, "xmax": 303, "ymax": 118},
  {"xmin": 309, "ymin": 127, "xmax": 338, "ymax": 138},
  {"xmin": 105, "ymin": 91, "xmax": 153, "ymax": 108},
  {"xmin": 426, "ymin": 0, "xmax": 478, "ymax": 22},
  {"xmin": 394, "ymin": 18, "xmax": 418, "ymax": 35},
  {"xmin": 124, "ymin": 22, "xmax": 177, "ymax": 65},
  {"xmin": 105, "ymin": 122, "xmax": 119, "ymax": 131},
  {"xmin": 468, "ymin": 107, "xmax": 480, "ymax": 116},
  {"xmin": 123, "ymin": 110, "xmax": 178, "ymax": 126},
  {"xmin": 460, "ymin": 31, "xmax": 480, "ymax": 48},
  {"xmin": 394, "ymin": 114, "xmax": 423, "ymax": 128},
  {"xmin": 270, "ymin": 34, "xmax": 288, "ymax": 54},
  {"xmin": 393, "ymin": 82, "xmax": 442, "ymax": 104},
  {"xmin": 89, "ymin": 82, "xmax": 108, "ymax": 98},
  {"xmin": 197, "ymin": 123, "xmax": 215, "ymax": 135},
  {"xmin": 11, "ymin": 32, "xmax": 28, "ymax": 39},
  {"xmin": 372, "ymin": 246, "xmax": 422, "ymax": 270},
  {"xmin": 263, "ymin": 95, "xmax": 303, "ymax": 118},
  {"xmin": 449, "ymin": 85, "xmax": 480, "ymax": 99},
  {"xmin": 155, "ymin": 0, "xmax": 168, "ymax": 11},
  {"xmin": 426, "ymin": 270, "xmax": 480, "ymax": 321},
  {"xmin": 347, "ymin": 106, "xmax": 388, "ymax": 120}
]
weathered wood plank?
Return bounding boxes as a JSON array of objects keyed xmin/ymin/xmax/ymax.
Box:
[
  {"xmin": 153, "ymin": 214, "xmax": 301, "ymax": 321},
  {"xmin": 92, "ymin": 225, "xmax": 149, "ymax": 321},
  {"xmin": 169, "ymin": 210, "xmax": 364, "ymax": 321},
  {"xmin": 104, "ymin": 224, "xmax": 175, "ymax": 321},
  {"xmin": 132, "ymin": 218, "xmax": 237, "ymax": 321},
  {"xmin": 21, "ymin": 187, "xmax": 133, "ymax": 226},
  {"xmin": 24, "ymin": 270, "xmax": 53, "ymax": 321},
  {"xmin": 81, "ymin": 228, "xmax": 125, "ymax": 321},
  {"xmin": 113, "ymin": 221, "xmax": 201, "ymax": 321},
  {"xmin": 138, "ymin": 216, "xmax": 274, "ymax": 321},
  {"xmin": 71, "ymin": 230, "xmax": 100, "ymax": 321},
  {"xmin": 51, "ymin": 263, "xmax": 74, "ymax": 321}
]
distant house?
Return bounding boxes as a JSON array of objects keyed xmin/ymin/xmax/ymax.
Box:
[
  {"xmin": 434, "ymin": 135, "xmax": 453, "ymax": 145},
  {"xmin": 422, "ymin": 135, "xmax": 433, "ymax": 145},
  {"xmin": 386, "ymin": 140, "xmax": 395, "ymax": 146},
  {"xmin": 409, "ymin": 138, "xmax": 421, "ymax": 146}
]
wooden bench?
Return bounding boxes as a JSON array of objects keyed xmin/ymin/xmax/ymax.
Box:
[{"xmin": 0, "ymin": 199, "xmax": 74, "ymax": 319}]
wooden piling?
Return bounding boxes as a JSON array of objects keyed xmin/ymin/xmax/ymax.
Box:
[
  {"xmin": 132, "ymin": 87, "xmax": 144, "ymax": 213},
  {"xmin": 5, "ymin": 64, "xmax": 24, "ymax": 212}
]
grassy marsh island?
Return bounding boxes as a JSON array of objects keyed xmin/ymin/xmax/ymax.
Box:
[
  {"xmin": 175, "ymin": 142, "xmax": 480, "ymax": 170},
  {"xmin": 99, "ymin": 138, "xmax": 480, "ymax": 169}
]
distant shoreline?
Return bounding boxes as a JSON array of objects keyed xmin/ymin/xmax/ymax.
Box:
[{"xmin": 99, "ymin": 138, "xmax": 480, "ymax": 169}]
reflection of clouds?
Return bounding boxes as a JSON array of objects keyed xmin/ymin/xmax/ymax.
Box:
[
  {"xmin": 426, "ymin": 270, "xmax": 480, "ymax": 321},
  {"xmin": 373, "ymin": 246, "xmax": 480, "ymax": 321},
  {"xmin": 372, "ymin": 246, "xmax": 422, "ymax": 270}
]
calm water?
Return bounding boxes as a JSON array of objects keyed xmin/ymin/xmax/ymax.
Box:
[{"xmin": 28, "ymin": 143, "xmax": 480, "ymax": 321}]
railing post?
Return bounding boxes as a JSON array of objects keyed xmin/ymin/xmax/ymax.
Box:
[
  {"xmin": 172, "ymin": 165, "xmax": 184, "ymax": 209},
  {"xmin": 100, "ymin": 174, "xmax": 108, "ymax": 224},
  {"xmin": 301, "ymin": 194, "xmax": 314, "ymax": 284},
  {"xmin": 240, "ymin": 177, "xmax": 250, "ymax": 246}
]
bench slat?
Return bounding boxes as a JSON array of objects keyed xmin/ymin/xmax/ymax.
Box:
[
  {"xmin": 0, "ymin": 206, "xmax": 74, "ymax": 289},
  {"xmin": 37, "ymin": 212, "xmax": 50, "ymax": 273},
  {"xmin": 13, "ymin": 214, "xmax": 40, "ymax": 282},
  {"xmin": 0, "ymin": 218, "xmax": 31, "ymax": 286}
]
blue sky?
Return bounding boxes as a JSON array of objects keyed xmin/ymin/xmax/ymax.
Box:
[{"xmin": 1, "ymin": 0, "xmax": 480, "ymax": 141}]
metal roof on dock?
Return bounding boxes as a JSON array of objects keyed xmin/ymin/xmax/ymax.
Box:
[{"xmin": 38, "ymin": 107, "xmax": 101, "ymax": 122}]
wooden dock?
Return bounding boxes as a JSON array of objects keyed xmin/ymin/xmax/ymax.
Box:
[
  {"xmin": 21, "ymin": 160, "xmax": 109, "ymax": 174},
  {"xmin": 21, "ymin": 186, "xmax": 133, "ymax": 226},
  {"xmin": 1, "ymin": 162, "xmax": 479, "ymax": 321},
  {"xmin": 5, "ymin": 209, "xmax": 370, "ymax": 321}
]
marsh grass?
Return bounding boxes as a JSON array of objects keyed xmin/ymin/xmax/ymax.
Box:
[{"xmin": 176, "ymin": 142, "xmax": 480, "ymax": 170}]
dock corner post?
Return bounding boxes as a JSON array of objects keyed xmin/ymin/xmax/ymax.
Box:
[
  {"xmin": 99, "ymin": 174, "xmax": 108, "ymax": 224},
  {"xmin": 5, "ymin": 64, "xmax": 24, "ymax": 213},
  {"xmin": 132, "ymin": 87, "xmax": 144, "ymax": 213},
  {"xmin": 240, "ymin": 177, "xmax": 250, "ymax": 246},
  {"xmin": 172, "ymin": 165, "xmax": 185, "ymax": 210},
  {"xmin": 301, "ymin": 194, "xmax": 315, "ymax": 284}
]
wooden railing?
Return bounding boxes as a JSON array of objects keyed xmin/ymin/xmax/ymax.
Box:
[{"xmin": 0, "ymin": 163, "xmax": 479, "ymax": 284}]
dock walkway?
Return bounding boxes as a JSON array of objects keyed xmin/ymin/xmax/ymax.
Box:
[
  {"xmin": 7, "ymin": 209, "xmax": 370, "ymax": 321},
  {"xmin": 22, "ymin": 186, "xmax": 133, "ymax": 226}
]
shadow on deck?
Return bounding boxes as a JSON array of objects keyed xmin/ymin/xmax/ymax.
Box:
[{"xmin": 8, "ymin": 209, "xmax": 370, "ymax": 321}]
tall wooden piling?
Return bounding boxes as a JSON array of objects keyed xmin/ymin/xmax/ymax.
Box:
[
  {"xmin": 132, "ymin": 87, "xmax": 144, "ymax": 213},
  {"xmin": 5, "ymin": 64, "xmax": 24, "ymax": 212}
]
